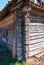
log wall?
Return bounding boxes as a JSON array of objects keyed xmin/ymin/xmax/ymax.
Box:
[
  {"xmin": 0, "ymin": 6, "xmax": 44, "ymax": 61},
  {"xmin": 29, "ymin": 16, "xmax": 44, "ymax": 56},
  {"xmin": 7, "ymin": 30, "xmax": 15, "ymax": 52},
  {"xmin": 23, "ymin": 12, "xmax": 44, "ymax": 58},
  {"xmin": 13, "ymin": 9, "xmax": 23, "ymax": 61}
]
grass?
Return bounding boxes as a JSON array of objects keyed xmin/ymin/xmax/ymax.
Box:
[
  {"xmin": 0, "ymin": 57, "xmax": 26, "ymax": 65},
  {"xmin": 0, "ymin": 45, "xmax": 26, "ymax": 65}
]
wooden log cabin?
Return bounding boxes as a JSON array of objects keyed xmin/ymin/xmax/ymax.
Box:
[{"xmin": 0, "ymin": 0, "xmax": 44, "ymax": 61}]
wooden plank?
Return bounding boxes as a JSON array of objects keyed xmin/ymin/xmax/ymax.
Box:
[
  {"xmin": 29, "ymin": 41, "xmax": 44, "ymax": 48},
  {"xmin": 29, "ymin": 30, "xmax": 44, "ymax": 32},
  {"xmin": 35, "ymin": 52, "xmax": 44, "ymax": 58},
  {"xmin": 30, "ymin": 34, "xmax": 44, "ymax": 38},
  {"xmin": 30, "ymin": 38, "xmax": 44, "ymax": 44},
  {"xmin": 29, "ymin": 33, "xmax": 44, "ymax": 36},
  {"xmin": 30, "ymin": 36, "xmax": 44, "ymax": 40},
  {"xmin": 29, "ymin": 47, "xmax": 44, "ymax": 56},
  {"xmin": 24, "ymin": 42, "xmax": 44, "ymax": 52},
  {"xmin": 29, "ymin": 22, "xmax": 44, "ymax": 57},
  {"xmin": 30, "ymin": 30, "xmax": 44, "ymax": 32},
  {"xmin": 12, "ymin": 39, "xmax": 16, "ymax": 59},
  {"xmin": 7, "ymin": 30, "xmax": 14, "ymax": 51},
  {"xmin": 30, "ymin": 31, "xmax": 44, "ymax": 33},
  {"xmin": 29, "ymin": 43, "xmax": 44, "ymax": 51},
  {"xmin": 29, "ymin": 27, "xmax": 44, "ymax": 31},
  {"xmin": 29, "ymin": 23, "xmax": 44, "ymax": 25}
]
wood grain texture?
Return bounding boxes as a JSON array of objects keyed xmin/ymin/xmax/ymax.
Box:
[{"xmin": 29, "ymin": 23, "xmax": 44, "ymax": 56}]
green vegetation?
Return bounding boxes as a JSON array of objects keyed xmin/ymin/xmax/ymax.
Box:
[
  {"xmin": 0, "ymin": 45, "xmax": 26, "ymax": 65},
  {"xmin": 0, "ymin": 57, "xmax": 26, "ymax": 65}
]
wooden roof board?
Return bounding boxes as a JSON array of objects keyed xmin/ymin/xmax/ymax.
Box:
[
  {"xmin": 30, "ymin": 3, "xmax": 44, "ymax": 16},
  {"xmin": 0, "ymin": 0, "xmax": 22, "ymax": 19},
  {"xmin": 0, "ymin": 1, "xmax": 44, "ymax": 29}
]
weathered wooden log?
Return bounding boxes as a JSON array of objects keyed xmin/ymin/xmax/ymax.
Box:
[
  {"xmin": 12, "ymin": 15, "xmax": 17, "ymax": 59},
  {"xmin": 23, "ymin": 12, "xmax": 30, "ymax": 61},
  {"xmin": 2, "ymin": 30, "xmax": 8, "ymax": 44},
  {"xmin": 16, "ymin": 9, "xmax": 23, "ymax": 61},
  {"xmin": 12, "ymin": 38, "xmax": 16, "ymax": 59},
  {"xmin": 12, "ymin": 9, "xmax": 23, "ymax": 61},
  {"xmin": 7, "ymin": 30, "xmax": 15, "ymax": 52}
]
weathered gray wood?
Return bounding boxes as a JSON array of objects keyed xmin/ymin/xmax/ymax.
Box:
[
  {"xmin": 7, "ymin": 30, "xmax": 14, "ymax": 52},
  {"xmin": 24, "ymin": 14, "xmax": 44, "ymax": 58},
  {"xmin": 28, "ymin": 15, "xmax": 44, "ymax": 57},
  {"xmin": 30, "ymin": 33, "xmax": 44, "ymax": 36},
  {"xmin": 29, "ymin": 48, "xmax": 44, "ymax": 56},
  {"xmin": 30, "ymin": 38, "xmax": 44, "ymax": 44},
  {"xmin": 15, "ymin": 10, "xmax": 23, "ymax": 61},
  {"xmin": 23, "ymin": 12, "xmax": 30, "ymax": 60},
  {"xmin": 30, "ymin": 36, "xmax": 44, "ymax": 40},
  {"xmin": 0, "ymin": 32, "xmax": 2, "ymax": 43}
]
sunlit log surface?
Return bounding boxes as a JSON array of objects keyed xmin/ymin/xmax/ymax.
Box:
[{"xmin": 0, "ymin": 1, "xmax": 44, "ymax": 62}]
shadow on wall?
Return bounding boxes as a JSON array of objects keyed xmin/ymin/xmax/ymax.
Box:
[{"xmin": 30, "ymin": 13, "xmax": 44, "ymax": 24}]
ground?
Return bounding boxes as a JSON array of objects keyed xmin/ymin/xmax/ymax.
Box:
[
  {"xmin": 27, "ymin": 54, "xmax": 44, "ymax": 65},
  {"xmin": 0, "ymin": 43, "xmax": 44, "ymax": 65},
  {"xmin": 1, "ymin": 54, "xmax": 44, "ymax": 65},
  {"xmin": 0, "ymin": 43, "xmax": 26, "ymax": 65}
]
